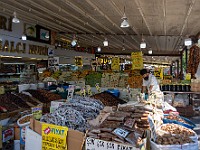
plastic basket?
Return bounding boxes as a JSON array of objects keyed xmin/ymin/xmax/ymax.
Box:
[{"xmin": 163, "ymin": 114, "xmax": 196, "ymax": 129}]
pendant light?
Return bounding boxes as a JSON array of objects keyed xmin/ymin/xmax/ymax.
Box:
[
  {"xmin": 103, "ymin": 38, "xmax": 108, "ymax": 47},
  {"xmin": 21, "ymin": 34, "xmax": 27, "ymax": 40},
  {"xmin": 120, "ymin": 5, "xmax": 130, "ymax": 28},
  {"xmin": 71, "ymin": 34, "xmax": 77, "ymax": 47},
  {"xmin": 12, "ymin": 12, "xmax": 20, "ymax": 23},
  {"xmin": 184, "ymin": 19, "xmax": 192, "ymax": 46},
  {"xmin": 97, "ymin": 46, "xmax": 101, "ymax": 52},
  {"xmin": 148, "ymin": 47, "xmax": 153, "ymax": 54},
  {"xmin": 45, "ymin": 32, "xmax": 49, "ymax": 39},
  {"xmin": 140, "ymin": 19, "xmax": 146, "ymax": 49},
  {"xmin": 122, "ymin": 38, "xmax": 125, "ymax": 51}
]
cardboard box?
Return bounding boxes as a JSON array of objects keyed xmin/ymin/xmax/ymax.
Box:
[{"xmin": 30, "ymin": 118, "xmax": 85, "ymax": 150}]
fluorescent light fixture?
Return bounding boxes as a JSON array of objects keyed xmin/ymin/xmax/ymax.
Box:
[
  {"xmin": 13, "ymin": 56, "xmax": 22, "ymax": 58},
  {"xmin": 12, "ymin": 12, "xmax": 20, "ymax": 23},
  {"xmin": 30, "ymin": 58, "xmax": 36, "ymax": 59},
  {"xmin": 148, "ymin": 50, "xmax": 153, "ymax": 54},
  {"xmin": 140, "ymin": 42, "xmax": 146, "ymax": 49},
  {"xmin": 184, "ymin": 38, "xmax": 192, "ymax": 46},
  {"xmin": 22, "ymin": 34, "xmax": 27, "ymax": 40},
  {"xmin": 97, "ymin": 46, "xmax": 101, "ymax": 52},
  {"xmin": 103, "ymin": 38, "xmax": 108, "ymax": 46}
]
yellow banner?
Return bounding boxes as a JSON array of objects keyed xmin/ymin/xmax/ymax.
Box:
[
  {"xmin": 42, "ymin": 123, "xmax": 68, "ymax": 150},
  {"xmin": 111, "ymin": 57, "xmax": 120, "ymax": 71},
  {"xmin": 131, "ymin": 51, "xmax": 143, "ymax": 57},
  {"xmin": 132, "ymin": 57, "xmax": 143, "ymax": 70}
]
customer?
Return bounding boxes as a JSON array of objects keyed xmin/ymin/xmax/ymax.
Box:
[{"xmin": 140, "ymin": 69, "xmax": 160, "ymax": 94}]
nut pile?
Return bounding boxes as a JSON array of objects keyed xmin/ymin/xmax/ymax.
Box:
[
  {"xmin": 165, "ymin": 115, "xmax": 188, "ymax": 124},
  {"xmin": 19, "ymin": 115, "xmax": 32, "ymax": 124},
  {"xmin": 0, "ymin": 94, "xmax": 19, "ymax": 112},
  {"xmin": 16, "ymin": 93, "xmax": 39, "ymax": 106},
  {"xmin": 160, "ymin": 124, "xmax": 195, "ymax": 136},
  {"xmin": 156, "ymin": 134, "xmax": 193, "ymax": 145},
  {"xmin": 91, "ymin": 92, "xmax": 126, "ymax": 106},
  {"xmin": 26, "ymin": 89, "xmax": 62, "ymax": 103}
]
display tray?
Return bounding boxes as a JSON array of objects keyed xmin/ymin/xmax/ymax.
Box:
[
  {"xmin": 0, "ymin": 109, "xmax": 22, "ymax": 120},
  {"xmin": 163, "ymin": 91, "xmax": 200, "ymax": 94}
]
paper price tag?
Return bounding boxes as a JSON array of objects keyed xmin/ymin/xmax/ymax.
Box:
[
  {"xmin": 67, "ymin": 85, "xmax": 75, "ymax": 101},
  {"xmin": 148, "ymin": 115, "xmax": 157, "ymax": 142},
  {"xmin": 86, "ymin": 85, "xmax": 93, "ymax": 96},
  {"xmin": 95, "ymin": 83, "xmax": 101, "ymax": 93}
]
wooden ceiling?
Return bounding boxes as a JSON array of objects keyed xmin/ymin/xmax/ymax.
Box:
[{"xmin": 0, "ymin": 0, "xmax": 199, "ymax": 56}]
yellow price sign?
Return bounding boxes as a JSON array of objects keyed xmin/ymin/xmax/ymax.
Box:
[
  {"xmin": 111, "ymin": 57, "xmax": 120, "ymax": 71},
  {"xmin": 42, "ymin": 123, "xmax": 68, "ymax": 150}
]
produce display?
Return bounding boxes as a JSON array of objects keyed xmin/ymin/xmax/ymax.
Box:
[
  {"xmin": 40, "ymin": 97, "xmax": 104, "ymax": 132},
  {"xmin": 19, "ymin": 115, "xmax": 32, "ymax": 124},
  {"xmin": 160, "ymin": 124, "xmax": 195, "ymax": 136},
  {"xmin": 85, "ymin": 72, "xmax": 102, "ymax": 87},
  {"xmin": 91, "ymin": 92, "xmax": 126, "ymax": 106},
  {"xmin": 26, "ymin": 89, "xmax": 62, "ymax": 103},
  {"xmin": 155, "ymin": 133, "xmax": 193, "ymax": 145}
]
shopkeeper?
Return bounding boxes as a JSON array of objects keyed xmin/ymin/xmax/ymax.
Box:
[{"xmin": 140, "ymin": 69, "xmax": 160, "ymax": 94}]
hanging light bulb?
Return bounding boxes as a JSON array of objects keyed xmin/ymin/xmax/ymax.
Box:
[
  {"xmin": 148, "ymin": 47, "xmax": 153, "ymax": 54},
  {"xmin": 97, "ymin": 46, "xmax": 101, "ymax": 52},
  {"xmin": 45, "ymin": 32, "xmax": 49, "ymax": 39},
  {"xmin": 71, "ymin": 34, "xmax": 77, "ymax": 47},
  {"xmin": 140, "ymin": 40, "xmax": 146, "ymax": 49},
  {"xmin": 12, "ymin": 12, "xmax": 20, "ymax": 23},
  {"xmin": 103, "ymin": 38, "xmax": 108, "ymax": 46},
  {"xmin": 184, "ymin": 38, "xmax": 192, "ymax": 46},
  {"xmin": 120, "ymin": 6, "xmax": 130, "ymax": 28},
  {"xmin": 21, "ymin": 34, "xmax": 27, "ymax": 40},
  {"xmin": 122, "ymin": 45, "xmax": 126, "ymax": 51}
]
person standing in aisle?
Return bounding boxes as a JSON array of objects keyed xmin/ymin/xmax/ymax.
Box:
[{"xmin": 140, "ymin": 69, "xmax": 160, "ymax": 94}]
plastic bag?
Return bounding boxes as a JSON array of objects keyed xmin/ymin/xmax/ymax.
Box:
[{"xmin": 173, "ymin": 94, "xmax": 188, "ymax": 107}]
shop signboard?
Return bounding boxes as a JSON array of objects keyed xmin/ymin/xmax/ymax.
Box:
[
  {"xmin": 85, "ymin": 137, "xmax": 139, "ymax": 150},
  {"xmin": 111, "ymin": 57, "xmax": 120, "ymax": 71},
  {"xmin": 131, "ymin": 52, "xmax": 143, "ymax": 70},
  {"xmin": 42, "ymin": 123, "xmax": 68, "ymax": 150}
]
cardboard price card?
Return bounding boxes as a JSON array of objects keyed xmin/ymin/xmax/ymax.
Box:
[
  {"xmin": 85, "ymin": 137, "xmax": 139, "ymax": 150},
  {"xmin": 111, "ymin": 57, "xmax": 120, "ymax": 71},
  {"xmin": 42, "ymin": 123, "xmax": 68, "ymax": 150}
]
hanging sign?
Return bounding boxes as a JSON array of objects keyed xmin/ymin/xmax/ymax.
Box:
[
  {"xmin": 111, "ymin": 57, "xmax": 120, "ymax": 71},
  {"xmin": 131, "ymin": 52, "xmax": 143, "ymax": 70},
  {"xmin": 75, "ymin": 56, "xmax": 83, "ymax": 66},
  {"xmin": 42, "ymin": 123, "xmax": 68, "ymax": 150}
]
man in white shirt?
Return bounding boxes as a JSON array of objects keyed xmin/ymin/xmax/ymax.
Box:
[{"xmin": 140, "ymin": 69, "xmax": 160, "ymax": 94}]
